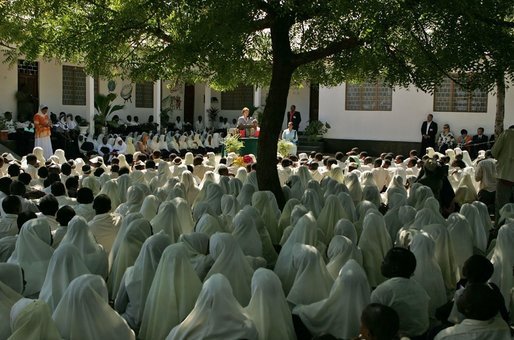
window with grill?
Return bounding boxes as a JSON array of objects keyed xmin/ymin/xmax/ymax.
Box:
[
  {"xmin": 62, "ymin": 66, "xmax": 86, "ymax": 105},
  {"xmin": 136, "ymin": 82, "xmax": 154, "ymax": 108},
  {"xmin": 433, "ymin": 77, "xmax": 488, "ymax": 112},
  {"xmin": 221, "ymin": 85, "xmax": 254, "ymax": 110},
  {"xmin": 345, "ymin": 81, "xmax": 392, "ymax": 111}
]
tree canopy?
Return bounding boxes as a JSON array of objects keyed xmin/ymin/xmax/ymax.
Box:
[{"xmin": 1, "ymin": 0, "xmax": 513, "ymax": 205}]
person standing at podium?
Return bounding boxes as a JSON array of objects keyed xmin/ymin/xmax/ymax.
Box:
[{"xmin": 237, "ymin": 107, "xmax": 253, "ymax": 137}]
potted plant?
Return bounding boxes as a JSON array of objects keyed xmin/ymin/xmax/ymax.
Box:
[
  {"xmin": 277, "ymin": 139, "xmax": 293, "ymax": 157},
  {"xmin": 94, "ymin": 93, "xmax": 124, "ymax": 135},
  {"xmin": 304, "ymin": 119, "xmax": 331, "ymax": 141},
  {"xmin": 223, "ymin": 132, "xmax": 244, "ymax": 154},
  {"xmin": 206, "ymin": 106, "xmax": 220, "ymax": 128}
]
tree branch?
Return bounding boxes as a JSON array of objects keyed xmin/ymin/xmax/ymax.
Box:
[{"xmin": 291, "ymin": 37, "xmax": 361, "ymax": 67}]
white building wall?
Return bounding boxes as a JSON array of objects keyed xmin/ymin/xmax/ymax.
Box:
[
  {"xmin": 320, "ymin": 83, "xmax": 514, "ymax": 142},
  {"xmin": 0, "ymin": 62, "xmax": 17, "ymax": 114}
]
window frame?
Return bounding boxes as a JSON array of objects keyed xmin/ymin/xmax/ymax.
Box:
[
  {"xmin": 344, "ymin": 81, "xmax": 393, "ymax": 111},
  {"xmin": 135, "ymin": 82, "xmax": 154, "ymax": 108},
  {"xmin": 62, "ymin": 65, "xmax": 87, "ymax": 106},
  {"xmin": 433, "ymin": 76, "xmax": 488, "ymax": 113}
]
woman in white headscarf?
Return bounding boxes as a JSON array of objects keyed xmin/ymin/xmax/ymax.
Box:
[
  {"xmin": 60, "ymin": 216, "xmax": 108, "ymax": 278},
  {"xmin": 317, "ymin": 195, "xmax": 346, "ymax": 244},
  {"xmin": 294, "ymin": 259, "xmax": 370, "ymax": 339},
  {"xmin": 252, "ymin": 191, "xmax": 281, "ymax": 244},
  {"xmin": 237, "ymin": 183, "xmax": 256, "ymax": 208},
  {"xmin": 139, "ymin": 195, "xmax": 161, "ymax": 221},
  {"xmin": 287, "ymin": 244, "xmax": 333, "ymax": 306},
  {"xmin": 302, "ymin": 188, "xmax": 323, "ymax": 218},
  {"xmin": 446, "ymin": 213, "xmax": 474, "ymax": 280},
  {"xmin": 157, "ymin": 134, "xmax": 168, "ymax": 152},
  {"xmin": 178, "ymin": 232, "xmax": 214, "ymax": 280},
  {"xmin": 337, "ymin": 192, "xmax": 358, "ymax": 222},
  {"xmin": 275, "ymin": 213, "xmax": 318, "ymax": 294},
  {"xmin": 108, "ymin": 219, "xmax": 152, "ymax": 298},
  {"xmin": 333, "ymin": 218, "xmax": 359, "ymax": 245},
  {"xmin": 235, "ymin": 166, "xmax": 248, "ymax": 183},
  {"xmin": 167, "ymin": 273, "xmax": 257, "ymax": 340},
  {"xmin": 9, "ymin": 298, "xmax": 61, "ymax": 340},
  {"xmin": 97, "ymin": 179, "xmax": 121, "ymax": 210},
  {"xmin": 229, "ymin": 177, "xmax": 243, "ymax": 196},
  {"xmin": 139, "ymin": 243, "xmax": 202, "ymax": 340},
  {"xmin": 245, "ymin": 268, "xmax": 295, "ymax": 340},
  {"xmin": 410, "ymin": 232, "xmax": 447, "ymax": 318},
  {"xmin": 33, "ymin": 146, "xmax": 46, "ymax": 166},
  {"xmin": 358, "ymin": 211, "xmax": 392, "ymax": 287},
  {"xmin": 460, "ymin": 203, "xmax": 488, "ymax": 253},
  {"xmin": 81, "ymin": 176, "xmax": 101, "ymax": 196},
  {"xmin": 125, "ymin": 136, "xmax": 136, "ymax": 154},
  {"xmin": 232, "ymin": 208, "xmax": 263, "ymax": 258},
  {"xmin": 53, "ymin": 149, "xmax": 67, "ymax": 165},
  {"xmin": 180, "ymin": 170, "xmax": 200, "ymax": 206},
  {"xmin": 115, "ymin": 185, "xmax": 146, "ymax": 216},
  {"xmin": 115, "ymin": 232, "xmax": 171, "ymax": 331},
  {"xmin": 53, "ymin": 274, "xmax": 135, "ymax": 340},
  {"xmin": 344, "ymin": 172, "xmax": 363, "ymax": 205},
  {"xmin": 8, "ymin": 218, "xmax": 54, "ymax": 297},
  {"xmin": 326, "ymin": 235, "xmax": 363, "ymax": 279},
  {"xmin": 490, "ymin": 223, "xmax": 514, "ymax": 309},
  {"xmin": 244, "ymin": 171, "xmax": 259, "ymax": 191},
  {"xmin": 39, "ymin": 244, "xmax": 90, "ymax": 312},
  {"xmin": 278, "ymin": 198, "xmax": 301, "ymax": 236},
  {"xmin": 112, "ymin": 136, "xmax": 127, "ymax": 155},
  {"xmin": 117, "ymin": 154, "xmax": 131, "ymax": 171},
  {"xmin": 205, "ymin": 233, "xmax": 255, "ymax": 306},
  {"xmin": 220, "ymin": 194, "xmax": 240, "ymax": 230},
  {"xmin": 0, "ymin": 265, "xmax": 23, "ymax": 339},
  {"xmin": 150, "ymin": 201, "xmax": 183, "ymax": 241}
]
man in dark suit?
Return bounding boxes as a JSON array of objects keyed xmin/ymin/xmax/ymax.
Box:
[
  {"xmin": 287, "ymin": 105, "xmax": 302, "ymax": 132},
  {"xmin": 420, "ymin": 113, "xmax": 438, "ymax": 155},
  {"xmin": 471, "ymin": 127, "xmax": 489, "ymax": 159}
]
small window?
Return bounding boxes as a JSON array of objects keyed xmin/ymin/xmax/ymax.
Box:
[
  {"xmin": 62, "ymin": 66, "xmax": 86, "ymax": 106},
  {"xmin": 136, "ymin": 82, "xmax": 154, "ymax": 108},
  {"xmin": 345, "ymin": 81, "xmax": 392, "ymax": 111},
  {"xmin": 221, "ymin": 85, "xmax": 254, "ymax": 110},
  {"xmin": 433, "ymin": 77, "xmax": 488, "ymax": 112}
]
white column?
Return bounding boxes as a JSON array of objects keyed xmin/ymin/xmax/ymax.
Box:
[
  {"xmin": 204, "ymin": 84, "xmax": 211, "ymax": 127},
  {"xmin": 253, "ymin": 86, "xmax": 262, "ymax": 108},
  {"xmin": 86, "ymin": 76, "xmax": 95, "ymax": 135},
  {"xmin": 153, "ymin": 80, "xmax": 161, "ymax": 132}
]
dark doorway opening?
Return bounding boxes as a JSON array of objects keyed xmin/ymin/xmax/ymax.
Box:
[{"xmin": 184, "ymin": 84, "xmax": 195, "ymax": 125}]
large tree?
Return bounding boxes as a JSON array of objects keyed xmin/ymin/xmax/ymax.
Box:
[{"xmin": 1, "ymin": 0, "xmax": 512, "ymax": 206}]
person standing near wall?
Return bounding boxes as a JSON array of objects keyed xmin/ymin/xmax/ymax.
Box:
[
  {"xmin": 288, "ymin": 105, "xmax": 302, "ymax": 132},
  {"xmin": 33, "ymin": 104, "xmax": 53, "ymax": 159},
  {"xmin": 491, "ymin": 125, "xmax": 514, "ymax": 226},
  {"xmin": 420, "ymin": 114, "xmax": 438, "ymax": 156}
]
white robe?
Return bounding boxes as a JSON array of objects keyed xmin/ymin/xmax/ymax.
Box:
[
  {"xmin": 52, "ymin": 274, "xmax": 135, "ymax": 340},
  {"xmin": 88, "ymin": 212, "xmax": 122, "ymax": 255},
  {"xmin": 9, "ymin": 298, "xmax": 61, "ymax": 340},
  {"xmin": 167, "ymin": 273, "xmax": 258, "ymax": 340}
]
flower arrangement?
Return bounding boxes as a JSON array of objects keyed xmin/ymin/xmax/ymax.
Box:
[
  {"xmin": 277, "ymin": 139, "xmax": 293, "ymax": 157},
  {"xmin": 233, "ymin": 154, "xmax": 254, "ymax": 167},
  {"xmin": 224, "ymin": 132, "xmax": 244, "ymax": 153}
]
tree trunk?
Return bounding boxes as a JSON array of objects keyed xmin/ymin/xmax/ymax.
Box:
[
  {"xmin": 256, "ymin": 20, "xmax": 294, "ymax": 209},
  {"xmin": 495, "ymin": 73, "xmax": 505, "ymax": 137}
]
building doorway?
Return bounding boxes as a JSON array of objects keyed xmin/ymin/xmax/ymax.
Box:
[
  {"xmin": 17, "ymin": 60, "xmax": 39, "ymax": 122},
  {"xmin": 184, "ymin": 84, "xmax": 195, "ymax": 125},
  {"xmin": 309, "ymin": 83, "xmax": 319, "ymax": 122}
]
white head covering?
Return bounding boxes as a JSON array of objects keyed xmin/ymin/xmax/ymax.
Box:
[
  {"xmin": 0, "ymin": 277, "xmax": 23, "ymax": 339},
  {"xmin": 237, "ymin": 183, "xmax": 256, "ymax": 208},
  {"xmin": 60, "ymin": 216, "xmax": 108, "ymax": 277},
  {"xmin": 301, "ymin": 188, "xmax": 323, "ymax": 218},
  {"xmin": 113, "ymin": 136, "xmax": 127, "ymax": 154},
  {"xmin": 287, "ymin": 244, "xmax": 333, "ymax": 306},
  {"xmin": 195, "ymin": 211, "xmax": 223, "ymax": 236},
  {"xmin": 421, "ymin": 223, "xmax": 457, "ymax": 290},
  {"xmin": 178, "ymin": 232, "xmax": 213, "ymax": 280},
  {"xmin": 357, "ymin": 211, "xmax": 392, "ymax": 287},
  {"xmin": 344, "ymin": 172, "xmax": 363, "ymax": 205},
  {"xmin": 244, "ymin": 171, "xmax": 259, "ymax": 190},
  {"xmin": 472, "ymin": 201, "xmax": 493, "ymax": 234},
  {"xmin": 460, "ymin": 203, "xmax": 488, "ymax": 253},
  {"xmin": 118, "ymin": 231, "xmax": 171, "ymax": 329},
  {"xmin": 333, "ymin": 218, "xmax": 359, "ymax": 245},
  {"xmin": 274, "ymin": 213, "xmax": 317, "ymax": 293},
  {"xmin": 139, "ymin": 243, "xmax": 202, "ymax": 340},
  {"xmin": 205, "ymin": 232, "xmax": 255, "ymax": 306},
  {"xmin": 278, "ymin": 198, "xmax": 301, "ymax": 235},
  {"xmin": 235, "ymin": 167, "xmax": 248, "ymax": 183},
  {"xmin": 337, "ymin": 192, "xmax": 358, "ymax": 222},
  {"xmin": 252, "ymin": 191, "xmax": 281, "ymax": 244},
  {"xmin": 446, "ymin": 213, "xmax": 474, "ymax": 279},
  {"xmin": 317, "ymin": 195, "xmax": 346, "ymax": 244},
  {"xmin": 167, "ymin": 273, "xmax": 258, "ymax": 340},
  {"xmin": 410, "ymin": 232, "xmax": 447, "ymax": 316},
  {"xmin": 54, "ymin": 149, "xmax": 67, "ymax": 165},
  {"xmin": 294, "ymin": 259, "xmax": 370, "ymax": 339},
  {"xmin": 180, "ymin": 170, "xmax": 200, "ymax": 206},
  {"xmin": 108, "ymin": 218, "xmax": 152, "ymax": 298},
  {"xmin": 490, "ymin": 223, "xmax": 514, "ymax": 307},
  {"xmin": 81, "ymin": 176, "xmax": 101, "ymax": 196},
  {"xmin": 232, "ymin": 208, "xmax": 263, "ymax": 258},
  {"xmin": 98, "ymin": 179, "xmax": 121, "ymax": 210},
  {"xmin": 8, "ymin": 218, "xmax": 54, "ymax": 297},
  {"xmin": 53, "ymin": 274, "xmax": 135, "ymax": 340},
  {"xmin": 239, "ymin": 205, "xmax": 278, "ymax": 266},
  {"xmin": 245, "ymin": 268, "xmax": 295, "ymax": 340},
  {"xmin": 115, "ymin": 185, "xmax": 146, "ymax": 215},
  {"xmin": 229, "ymin": 177, "xmax": 243, "ymax": 196},
  {"xmin": 125, "ymin": 136, "xmax": 136, "ymax": 154},
  {"xmin": 139, "ymin": 195, "xmax": 161, "ymax": 221},
  {"xmin": 9, "ymin": 298, "xmax": 61, "ymax": 340},
  {"xmin": 150, "ymin": 201, "xmax": 183, "ymax": 242},
  {"xmin": 326, "ymin": 235, "xmax": 363, "ymax": 279},
  {"xmin": 39, "ymin": 244, "xmax": 90, "ymax": 311},
  {"xmin": 33, "ymin": 146, "xmax": 46, "ymax": 165}
]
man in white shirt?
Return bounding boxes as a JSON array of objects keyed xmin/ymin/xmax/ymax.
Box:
[
  {"xmin": 88, "ymin": 194, "xmax": 121, "ymax": 255},
  {"xmin": 434, "ymin": 283, "xmax": 510, "ymax": 340},
  {"xmin": 39, "ymin": 194, "xmax": 60, "ymax": 232},
  {"xmin": 474, "ymin": 150, "xmax": 497, "ymax": 214},
  {"xmin": 371, "ymin": 247, "xmax": 430, "ymax": 339},
  {"xmin": 73, "ymin": 187, "xmax": 96, "ymax": 222},
  {"xmin": 194, "ymin": 115, "xmax": 205, "ymax": 132}
]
